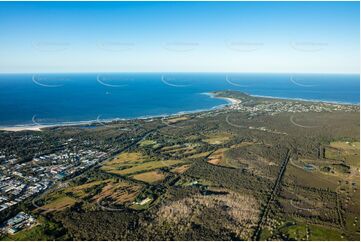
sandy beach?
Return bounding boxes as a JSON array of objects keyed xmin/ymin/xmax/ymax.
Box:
[
  {"xmin": 222, "ymin": 97, "xmax": 241, "ymax": 105},
  {"xmin": 0, "ymin": 126, "xmax": 44, "ymax": 132},
  {"xmin": 0, "ymin": 93, "xmax": 239, "ymax": 132},
  {"xmin": 202, "ymin": 92, "xmax": 241, "ymax": 106}
]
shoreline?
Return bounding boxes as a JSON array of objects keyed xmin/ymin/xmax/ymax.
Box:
[
  {"xmin": 251, "ymin": 94, "xmax": 359, "ymax": 106},
  {"xmin": 201, "ymin": 92, "xmax": 241, "ymax": 105},
  {"xmin": 0, "ymin": 92, "xmax": 358, "ymax": 132},
  {"xmin": 0, "ymin": 94, "xmax": 231, "ymax": 132}
]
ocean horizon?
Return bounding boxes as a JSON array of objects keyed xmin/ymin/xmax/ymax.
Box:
[{"xmin": 0, "ymin": 73, "xmax": 359, "ymax": 127}]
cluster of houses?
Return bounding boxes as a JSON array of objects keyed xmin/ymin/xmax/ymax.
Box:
[
  {"xmin": 0, "ymin": 212, "xmax": 36, "ymax": 235},
  {"xmin": 0, "ymin": 176, "xmax": 50, "ymax": 212},
  {"xmin": 226, "ymin": 99, "xmax": 359, "ymax": 115},
  {"xmin": 0, "ymin": 146, "xmax": 108, "ymax": 215}
]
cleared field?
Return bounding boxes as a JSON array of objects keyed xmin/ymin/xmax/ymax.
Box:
[
  {"xmin": 277, "ymin": 223, "xmax": 308, "ymax": 240},
  {"xmin": 161, "ymin": 144, "xmax": 198, "ymax": 155},
  {"xmin": 131, "ymin": 170, "xmax": 166, "ymax": 183},
  {"xmin": 162, "ymin": 146, "xmax": 191, "ymax": 153},
  {"xmin": 71, "ymin": 180, "xmax": 104, "ymax": 190},
  {"xmin": 231, "ymin": 141, "xmax": 262, "ymax": 148},
  {"xmin": 290, "ymin": 157, "xmax": 354, "ymax": 180},
  {"xmin": 106, "ymin": 159, "xmax": 184, "ymax": 176},
  {"xmin": 278, "ymin": 186, "xmax": 338, "ymax": 222},
  {"xmin": 277, "ymin": 222, "xmax": 344, "ymax": 241},
  {"xmin": 39, "ymin": 196, "xmax": 76, "ymax": 212},
  {"xmin": 101, "ymin": 152, "xmax": 147, "ymax": 173},
  {"xmin": 92, "ymin": 180, "xmax": 142, "ymax": 205},
  {"xmin": 325, "ymin": 141, "xmax": 360, "ymax": 240},
  {"xmin": 202, "ymin": 132, "xmax": 233, "ymax": 145},
  {"xmin": 325, "ymin": 141, "xmax": 360, "ymax": 166},
  {"xmin": 37, "ymin": 178, "xmax": 142, "ymax": 213},
  {"xmin": 105, "ymin": 152, "xmax": 146, "ymax": 165},
  {"xmin": 161, "ymin": 144, "xmax": 181, "ymax": 151},
  {"xmin": 330, "ymin": 141, "xmax": 360, "ymax": 151},
  {"xmin": 206, "ymin": 147, "xmax": 269, "ymax": 170},
  {"xmin": 308, "ymin": 224, "xmax": 344, "ymax": 240},
  {"xmin": 139, "ymin": 139, "xmax": 157, "ymax": 147},
  {"xmin": 64, "ymin": 180, "xmax": 106, "ymax": 198},
  {"xmin": 187, "ymin": 151, "xmax": 211, "ymax": 159},
  {"xmin": 285, "ymin": 164, "xmax": 338, "ymax": 190},
  {"xmin": 207, "ymin": 148, "xmax": 228, "ymax": 165},
  {"xmin": 171, "ymin": 164, "xmax": 190, "ymax": 174},
  {"xmin": 165, "ymin": 116, "xmax": 189, "ymax": 124},
  {"xmin": 284, "ymin": 141, "xmax": 360, "ymax": 240}
]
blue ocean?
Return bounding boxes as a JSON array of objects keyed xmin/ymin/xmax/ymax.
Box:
[{"xmin": 0, "ymin": 73, "xmax": 359, "ymax": 126}]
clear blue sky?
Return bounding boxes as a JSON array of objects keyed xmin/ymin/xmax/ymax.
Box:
[{"xmin": 0, "ymin": 1, "xmax": 359, "ymax": 73}]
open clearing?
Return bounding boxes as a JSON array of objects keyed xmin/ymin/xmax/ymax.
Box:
[
  {"xmin": 104, "ymin": 159, "xmax": 184, "ymax": 176},
  {"xmin": 38, "ymin": 178, "xmax": 143, "ymax": 212},
  {"xmin": 161, "ymin": 143, "xmax": 199, "ymax": 156},
  {"xmin": 63, "ymin": 180, "xmax": 106, "ymax": 198},
  {"xmin": 101, "ymin": 152, "xmax": 146, "ymax": 171},
  {"xmin": 101, "ymin": 152, "xmax": 148, "ymax": 174},
  {"xmin": 139, "ymin": 139, "xmax": 157, "ymax": 147},
  {"xmin": 207, "ymin": 148, "xmax": 228, "ymax": 165},
  {"xmin": 39, "ymin": 196, "xmax": 76, "ymax": 212},
  {"xmin": 92, "ymin": 180, "xmax": 142, "ymax": 205},
  {"xmin": 164, "ymin": 116, "xmax": 189, "ymax": 124},
  {"xmin": 131, "ymin": 170, "xmax": 166, "ymax": 183},
  {"xmin": 187, "ymin": 151, "xmax": 212, "ymax": 159},
  {"xmin": 109, "ymin": 151, "xmax": 146, "ymax": 162},
  {"xmin": 325, "ymin": 141, "xmax": 360, "ymax": 166},
  {"xmin": 202, "ymin": 132, "xmax": 233, "ymax": 145},
  {"xmin": 277, "ymin": 222, "xmax": 344, "ymax": 241},
  {"xmin": 171, "ymin": 164, "xmax": 190, "ymax": 174}
]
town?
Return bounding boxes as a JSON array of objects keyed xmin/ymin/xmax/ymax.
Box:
[
  {"xmin": 222, "ymin": 95, "xmax": 359, "ymax": 115},
  {"xmin": 0, "ymin": 139, "xmax": 108, "ymax": 214}
]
